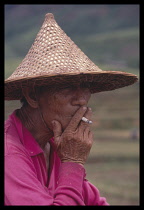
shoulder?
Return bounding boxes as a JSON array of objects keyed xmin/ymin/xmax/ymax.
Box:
[{"xmin": 4, "ymin": 117, "xmax": 27, "ymax": 157}]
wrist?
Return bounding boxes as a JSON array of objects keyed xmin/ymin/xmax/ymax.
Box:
[{"xmin": 61, "ymin": 158, "xmax": 84, "ymax": 165}]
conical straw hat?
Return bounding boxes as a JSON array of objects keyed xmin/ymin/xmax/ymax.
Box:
[{"xmin": 5, "ymin": 13, "xmax": 138, "ymax": 100}]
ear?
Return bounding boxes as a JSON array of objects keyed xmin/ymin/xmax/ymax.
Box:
[{"xmin": 22, "ymin": 87, "xmax": 39, "ymax": 108}]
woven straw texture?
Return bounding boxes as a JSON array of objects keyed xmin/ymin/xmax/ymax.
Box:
[{"xmin": 5, "ymin": 13, "xmax": 138, "ymax": 100}]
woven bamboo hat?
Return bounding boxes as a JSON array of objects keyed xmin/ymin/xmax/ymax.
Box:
[{"xmin": 5, "ymin": 13, "xmax": 138, "ymax": 100}]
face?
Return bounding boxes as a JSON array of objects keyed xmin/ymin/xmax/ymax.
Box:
[{"xmin": 37, "ymin": 84, "xmax": 91, "ymax": 131}]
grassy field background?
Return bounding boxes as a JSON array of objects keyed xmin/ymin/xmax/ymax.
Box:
[
  {"xmin": 84, "ymin": 82, "xmax": 139, "ymax": 205},
  {"xmin": 5, "ymin": 5, "xmax": 139, "ymax": 206}
]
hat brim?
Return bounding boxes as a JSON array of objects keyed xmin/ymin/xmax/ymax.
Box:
[{"xmin": 5, "ymin": 70, "xmax": 138, "ymax": 100}]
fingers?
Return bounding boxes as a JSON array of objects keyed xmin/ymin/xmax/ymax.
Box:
[
  {"xmin": 66, "ymin": 106, "xmax": 87, "ymax": 132},
  {"xmin": 84, "ymin": 107, "xmax": 92, "ymax": 120},
  {"xmin": 83, "ymin": 126, "xmax": 93, "ymax": 140},
  {"xmin": 52, "ymin": 106, "xmax": 94, "ymax": 165},
  {"xmin": 52, "ymin": 120, "xmax": 62, "ymax": 144},
  {"xmin": 83, "ymin": 127, "xmax": 93, "ymax": 148},
  {"xmin": 80, "ymin": 107, "xmax": 92, "ymax": 128}
]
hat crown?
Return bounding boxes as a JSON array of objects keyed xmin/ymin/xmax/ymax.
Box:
[
  {"xmin": 45, "ymin": 13, "xmax": 54, "ymax": 20},
  {"xmin": 6, "ymin": 13, "xmax": 101, "ymax": 82},
  {"xmin": 5, "ymin": 13, "xmax": 138, "ymax": 100}
]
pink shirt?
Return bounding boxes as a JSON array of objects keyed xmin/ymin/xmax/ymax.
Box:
[{"xmin": 5, "ymin": 110, "xmax": 109, "ymax": 206}]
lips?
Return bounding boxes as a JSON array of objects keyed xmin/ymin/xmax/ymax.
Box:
[
  {"xmin": 66, "ymin": 107, "xmax": 87, "ymax": 119},
  {"xmin": 70, "ymin": 107, "xmax": 84, "ymax": 118}
]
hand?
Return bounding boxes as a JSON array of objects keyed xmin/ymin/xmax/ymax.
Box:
[{"xmin": 52, "ymin": 106, "xmax": 93, "ymax": 165}]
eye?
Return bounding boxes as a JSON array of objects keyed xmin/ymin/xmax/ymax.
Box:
[
  {"xmin": 80, "ymin": 83, "xmax": 90, "ymax": 89},
  {"xmin": 59, "ymin": 85, "xmax": 75, "ymax": 90}
]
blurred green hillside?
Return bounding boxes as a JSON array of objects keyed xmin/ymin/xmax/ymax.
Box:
[{"xmin": 4, "ymin": 5, "xmax": 139, "ymax": 205}]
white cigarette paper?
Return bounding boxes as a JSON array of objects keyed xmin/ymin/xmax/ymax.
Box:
[{"xmin": 81, "ymin": 117, "xmax": 92, "ymax": 124}]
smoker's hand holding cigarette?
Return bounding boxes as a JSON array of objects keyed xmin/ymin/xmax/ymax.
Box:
[{"xmin": 53, "ymin": 106, "xmax": 93, "ymax": 165}]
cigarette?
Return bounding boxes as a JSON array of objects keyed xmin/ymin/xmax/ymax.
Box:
[{"xmin": 81, "ymin": 117, "xmax": 92, "ymax": 124}]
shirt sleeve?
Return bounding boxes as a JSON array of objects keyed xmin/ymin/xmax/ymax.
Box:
[
  {"xmin": 5, "ymin": 149, "xmax": 86, "ymax": 206},
  {"xmin": 82, "ymin": 179, "xmax": 109, "ymax": 206}
]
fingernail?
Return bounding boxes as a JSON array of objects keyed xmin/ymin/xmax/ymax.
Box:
[
  {"xmin": 83, "ymin": 106, "xmax": 87, "ymax": 110},
  {"xmin": 88, "ymin": 107, "xmax": 92, "ymax": 111},
  {"xmin": 52, "ymin": 120, "xmax": 55, "ymax": 127}
]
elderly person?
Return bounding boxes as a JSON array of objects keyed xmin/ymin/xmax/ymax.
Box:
[{"xmin": 5, "ymin": 13, "xmax": 138, "ymax": 206}]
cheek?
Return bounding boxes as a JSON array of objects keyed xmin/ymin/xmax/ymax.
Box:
[{"xmin": 40, "ymin": 93, "xmax": 66, "ymax": 117}]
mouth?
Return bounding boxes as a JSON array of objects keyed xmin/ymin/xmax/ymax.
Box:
[
  {"xmin": 70, "ymin": 107, "xmax": 87, "ymax": 118},
  {"xmin": 63, "ymin": 112, "xmax": 76, "ymax": 120},
  {"xmin": 61, "ymin": 107, "xmax": 86, "ymax": 120}
]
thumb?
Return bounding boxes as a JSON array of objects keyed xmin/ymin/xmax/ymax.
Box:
[{"xmin": 52, "ymin": 120, "xmax": 62, "ymax": 141}]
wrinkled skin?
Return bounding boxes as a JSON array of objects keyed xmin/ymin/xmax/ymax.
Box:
[
  {"xmin": 52, "ymin": 106, "xmax": 93, "ymax": 164},
  {"xmin": 17, "ymin": 84, "xmax": 93, "ymax": 165}
]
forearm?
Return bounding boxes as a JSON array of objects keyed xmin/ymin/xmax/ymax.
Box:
[
  {"xmin": 53, "ymin": 162, "xmax": 85, "ymax": 205},
  {"xmin": 82, "ymin": 179, "xmax": 109, "ymax": 206},
  {"xmin": 5, "ymin": 154, "xmax": 85, "ymax": 206}
]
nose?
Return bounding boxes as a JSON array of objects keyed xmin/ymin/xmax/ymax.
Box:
[{"xmin": 71, "ymin": 88, "xmax": 91, "ymax": 106}]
